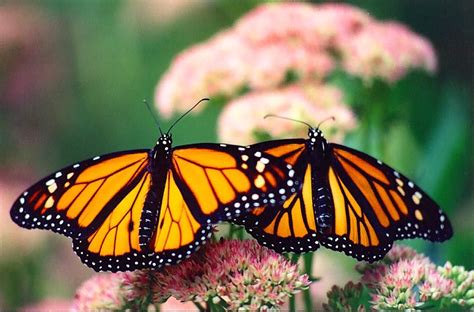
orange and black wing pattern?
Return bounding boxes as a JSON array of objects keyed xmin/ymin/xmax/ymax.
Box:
[
  {"xmin": 233, "ymin": 139, "xmax": 319, "ymax": 253},
  {"xmin": 72, "ymin": 167, "xmax": 213, "ymax": 271},
  {"xmin": 11, "ymin": 142, "xmax": 299, "ymax": 272},
  {"xmin": 9, "ymin": 151, "xmax": 159, "ymax": 271},
  {"xmin": 324, "ymin": 144, "xmax": 452, "ymax": 261},
  {"xmin": 10, "ymin": 151, "xmax": 149, "ymax": 239},
  {"xmin": 236, "ymin": 139, "xmax": 452, "ymax": 262},
  {"xmin": 171, "ymin": 143, "xmax": 300, "ymax": 223}
]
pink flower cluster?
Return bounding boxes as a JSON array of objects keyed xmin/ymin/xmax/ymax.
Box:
[
  {"xmin": 363, "ymin": 257, "xmax": 454, "ymax": 310},
  {"xmin": 341, "ymin": 22, "xmax": 437, "ymax": 83},
  {"xmin": 72, "ymin": 273, "xmax": 126, "ymax": 311},
  {"xmin": 155, "ymin": 2, "xmax": 436, "ymax": 118},
  {"xmin": 326, "ymin": 244, "xmax": 474, "ymax": 311},
  {"xmin": 217, "ymin": 83, "xmax": 356, "ymax": 145},
  {"xmin": 123, "ymin": 239, "xmax": 310, "ymax": 310}
]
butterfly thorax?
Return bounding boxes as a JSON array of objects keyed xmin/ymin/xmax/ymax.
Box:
[
  {"xmin": 306, "ymin": 128, "xmax": 333, "ymax": 233},
  {"xmin": 139, "ymin": 133, "xmax": 173, "ymax": 250},
  {"xmin": 306, "ymin": 128, "xmax": 329, "ymax": 168}
]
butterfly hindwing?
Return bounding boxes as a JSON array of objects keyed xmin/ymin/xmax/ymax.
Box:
[
  {"xmin": 243, "ymin": 163, "xmax": 322, "ymax": 253},
  {"xmin": 233, "ymin": 140, "xmax": 321, "ymax": 252},
  {"xmin": 73, "ymin": 169, "xmax": 213, "ymax": 272}
]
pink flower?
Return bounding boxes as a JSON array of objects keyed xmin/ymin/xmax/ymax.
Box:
[
  {"xmin": 341, "ymin": 21, "xmax": 437, "ymax": 82},
  {"xmin": 123, "ymin": 239, "xmax": 311, "ymax": 310},
  {"xmin": 234, "ymin": 3, "xmax": 373, "ymax": 49},
  {"xmin": 154, "ymin": 3, "xmax": 438, "ymax": 117},
  {"xmin": 72, "ymin": 273, "xmax": 127, "ymax": 311},
  {"xmin": 155, "ymin": 31, "xmax": 252, "ymax": 118},
  {"xmin": 361, "ymin": 251, "xmax": 455, "ymax": 310},
  {"xmin": 356, "ymin": 244, "xmax": 426, "ymax": 274},
  {"xmin": 325, "ymin": 245, "xmax": 473, "ymax": 310},
  {"xmin": 437, "ymin": 262, "xmax": 474, "ymax": 307},
  {"xmin": 217, "ymin": 83, "xmax": 357, "ymax": 145}
]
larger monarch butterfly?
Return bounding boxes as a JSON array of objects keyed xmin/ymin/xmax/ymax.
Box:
[
  {"xmin": 235, "ymin": 117, "xmax": 453, "ymax": 261},
  {"xmin": 10, "ymin": 102, "xmax": 299, "ymax": 272}
]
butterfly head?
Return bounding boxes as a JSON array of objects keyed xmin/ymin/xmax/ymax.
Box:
[
  {"xmin": 153, "ymin": 133, "xmax": 173, "ymax": 159},
  {"xmin": 308, "ymin": 127, "xmax": 324, "ymax": 140},
  {"xmin": 156, "ymin": 133, "xmax": 172, "ymax": 146},
  {"xmin": 307, "ymin": 127, "xmax": 328, "ymax": 155}
]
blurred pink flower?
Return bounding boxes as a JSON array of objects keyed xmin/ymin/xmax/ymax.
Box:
[
  {"xmin": 123, "ymin": 239, "xmax": 311, "ymax": 310},
  {"xmin": 160, "ymin": 297, "xmax": 198, "ymax": 311},
  {"xmin": 155, "ymin": 2, "xmax": 438, "ymax": 117},
  {"xmin": 0, "ymin": 4, "xmax": 63, "ymax": 107},
  {"xmin": 217, "ymin": 83, "xmax": 357, "ymax": 145},
  {"xmin": 341, "ymin": 21, "xmax": 437, "ymax": 83},
  {"xmin": 234, "ymin": 3, "xmax": 372, "ymax": 48},
  {"xmin": 156, "ymin": 31, "xmax": 252, "ymax": 118},
  {"xmin": 72, "ymin": 273, "xmax": 127, "ymax": 311}
]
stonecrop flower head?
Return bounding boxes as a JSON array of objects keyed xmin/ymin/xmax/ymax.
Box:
[
  {"xmin": 123, "ymin": 239, "xmax": 311, "ymax": 310},
  {"xmin": 324, "ymin": 244, "xmax": 474, "ymax": 311},
  {"xmin": 72, "ymin": 272, "xmax": 127, "ymax": 311},
  {"xmin": 155, "ymin": 2, "xmax": 437, "ymax": 118},
  {"xmin": 340, "ymin": 21, "xmax": 437, "ymax": 83},
  {"xmin": 217, "ymin": 83, "xmax": 357, "ymax": 145}
]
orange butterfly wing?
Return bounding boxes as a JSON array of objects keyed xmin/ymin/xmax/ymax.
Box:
[
  {"xmin": 233, "ymin": 140, "xmax": 320, "ymax": 253},
  {"xmin": 10, "ymin": 151, "xmax": 149, "ymax": 239},
  {"xmin": 12, "ymin": 142, "xmax": 299, "ymax": 272},
  {"xmin": 324, "ymin": 144, "xmax": 452, "ymax": 261},
  {"xmin": 236, "ymin": 140, "xmax": 452, "ymax": 261}
]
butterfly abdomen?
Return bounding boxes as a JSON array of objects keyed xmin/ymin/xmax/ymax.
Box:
[
  {"xmin": 306, "ymin": 129, "xmax": 334, "ymax": 233},
  {"xmin": 312, "ymin": 169, "xmax": 334, "ymax": 233},
  {"xmin": 139, "ymin": 145, "xmax": 170, "ymax": 249}
]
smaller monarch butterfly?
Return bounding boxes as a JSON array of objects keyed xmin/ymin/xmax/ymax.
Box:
[
  {"xmin": 235, "ymin": 116, "xmax": 453, "ymax": 261},
  {"xmin": 10, "ymin": 101, "xmax": 299, "ymax": 272}
]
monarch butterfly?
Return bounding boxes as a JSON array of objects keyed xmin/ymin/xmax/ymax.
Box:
[
  {"xmin": 10, "ymin": 104, "xmax": 299, "ymax": 272},
  {"xmin": 235, "ymin": 117, "xmax": 453, "ymax": 261}
]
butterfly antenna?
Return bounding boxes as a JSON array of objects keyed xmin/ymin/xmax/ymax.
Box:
[
  {"xmin": 166, "ymin": 98, "xmax": 210, "ymax": 134},
  {"xmin": 316, "ymin": 116, "xmax": 335, "ymax": 129},
  {"xmin": 143, "ymin": 99, "xmax": 163, "ymax": 135},
  {"xmin": 264, "ymin": 114, "xmax": 313, "ymax": 129}
]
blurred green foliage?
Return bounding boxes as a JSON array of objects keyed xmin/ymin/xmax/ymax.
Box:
[{"xmin": 0, "ymin": 0, "xmax": 471, "ymax": 310}]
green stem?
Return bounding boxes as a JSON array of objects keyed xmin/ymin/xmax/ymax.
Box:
[
  {"xmin": 289, "ymin": 294, "xmax": 296, "ymax": 312},
  {"xmin": 302, "ymin": 253, "xmax": 314, "ymax": 312}
]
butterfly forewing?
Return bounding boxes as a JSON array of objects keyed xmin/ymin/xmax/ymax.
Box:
[
  {"xmin": 171, "ymin": 143, "xmax": 299, "ymax": 222},
  {"xmin": 330, "ymin": 144, "xmax": 452, "ymax": 243},
  {"xmin": 10, "ymin": 150, "xmax": 149, "ymax": 239}
]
